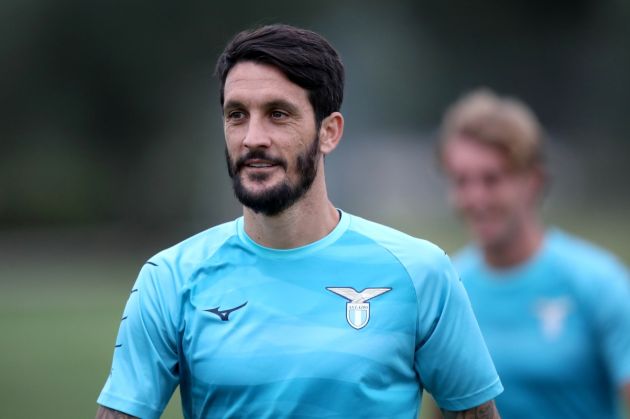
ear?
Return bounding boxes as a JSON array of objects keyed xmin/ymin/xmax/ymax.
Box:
[{"xmin": 318, "ymin": 112, "xmax": 344, "ymax": 155}]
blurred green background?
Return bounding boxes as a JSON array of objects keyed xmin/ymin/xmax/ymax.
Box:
[{"xmin": 1, "ymin": 0, "xmax": 629, "ymax": 418}]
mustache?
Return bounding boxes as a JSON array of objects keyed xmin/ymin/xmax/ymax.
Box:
[{"xmin": 233, "ymin": 150, "xmax": 288, "ymax": 173}]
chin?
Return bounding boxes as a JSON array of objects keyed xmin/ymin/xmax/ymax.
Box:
[
  {"xmin": 470, "ymin": 224, "xmax": 505, "ymax": 248},
  {"xmin": 241, "ymin": 177, "xmax": 282, "ymax": 193}
]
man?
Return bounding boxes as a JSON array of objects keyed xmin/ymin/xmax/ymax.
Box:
[
  {"xmin": 96, "ymin": 25, "xmax": 503, "ymax": 419},
  {"xmin": 438, "ymin": 88, "xmax": 630, "ymax": 418}
]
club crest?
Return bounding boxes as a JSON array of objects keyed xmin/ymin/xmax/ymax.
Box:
[
  {"xmin": 533, "ymin": 297, "xmax": 572, "ymax": 340},
  {"xmin": 327, "ymin": 287, "xmax": 392, "ymax": 330}
]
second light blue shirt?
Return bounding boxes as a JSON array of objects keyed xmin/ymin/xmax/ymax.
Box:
[{"xmin": 456, "ymin": 229, "xmax": 630, "ymax": 419}]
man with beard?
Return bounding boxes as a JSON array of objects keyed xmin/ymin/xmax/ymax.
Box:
[
  {"xmin": 96, "ymin": 25, "xmax": 503, "ymax": 419},
  {"xmin": 438, "ymin": 88, "xmax": 630, "ymax": 418}
]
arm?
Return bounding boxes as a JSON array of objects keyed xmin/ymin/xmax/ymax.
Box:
[
  {"xmin": 441, "ymin": 400, "xmax": 500, "ymax": 419},
  {"xmin": 95, "ymin": 405, "xmax": 137, "ymax": 419},
  {"xmin": 586, "ymin": 260, "xmax": 630, "ymax": 417},
  {"xmin": 624, "ymin": 383, "xmax": 630, "ymax": 419},
  {"xmin": 420, "ymin": 393, "xmax": 442, "ymax": 419},
  {"xmin": 414, "ymin": 252, "xmax": 503, "ymax": 412},
  {"xmin": 96, "ymin": 262, "xmax": 179, "ymax": 418}
]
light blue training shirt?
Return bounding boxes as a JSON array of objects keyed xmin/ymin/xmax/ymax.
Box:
[
  {"xmin": 455, "ymin": 228, "xmax": 630, "ymax": 419},
  {"xmin": 98, "ymin": 211, "xmax": 502, "ymax": 418}
]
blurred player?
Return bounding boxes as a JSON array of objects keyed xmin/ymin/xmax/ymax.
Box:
[
  {"xmin": 95, "ymin": 25, "xmax": 503, "ymax": 418},
  {"xmin": 438, "ymin": 88, "xmax": 630, "ymax": 418}
]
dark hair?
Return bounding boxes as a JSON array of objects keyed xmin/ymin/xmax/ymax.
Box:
[{"xmin": 215, "ymin": 24, "xmax": 344, "ymax": 125}]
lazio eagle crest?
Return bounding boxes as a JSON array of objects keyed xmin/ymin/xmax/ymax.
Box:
[{"xmin": 327, "ymin": 287, "xmax": 392, "ymax": 330}]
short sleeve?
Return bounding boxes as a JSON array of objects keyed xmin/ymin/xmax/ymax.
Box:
[
  {"xmin": 414, "ymin": 253, "xmax": 503, "ymax": 411},
  {"xmin": 97, "ymin": 262, "xmax": 180, "ymax": 419},
  {"xmin": 588, "ymin": 261, "xmax": 630, "ymax": 386}
]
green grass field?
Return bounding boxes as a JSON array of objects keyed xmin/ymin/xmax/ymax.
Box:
[{"xmin": 1, "ymin": 210, "xmax": 627, "ymax": 418}]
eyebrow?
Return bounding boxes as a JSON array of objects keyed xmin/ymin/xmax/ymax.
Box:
[
  {"xmin": 223, "ymin": 100, "xmax": 245, "ymax": 114},
  {"xmin": 222, "ymin": 99, "xmax": 301, "ymax": 116},
  {"xmin": 264, "ymin": 99, "xmax": 300, "ymax": 115}
]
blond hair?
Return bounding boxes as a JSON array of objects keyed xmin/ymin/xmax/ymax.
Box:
[{"xmin": 439, "ymin": 88, "xmax": 545, "ymax": 171}]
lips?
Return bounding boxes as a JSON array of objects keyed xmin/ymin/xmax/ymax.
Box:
[
  {"xmin": 235, "ymin": 153, "xmax": 287, "ymax": 173},
  {"xmin": 245, "ymin": 160, "xmax": 276, "ymax": 169}
]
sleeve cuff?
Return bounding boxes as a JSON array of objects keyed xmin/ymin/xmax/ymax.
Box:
[
  {"xmin": 434, "ymin": 377, "xmax": 504, "ymax": 412},
  {"xmin": 97, "ymin": 391, "xmax": 162, "ymax": 419}
]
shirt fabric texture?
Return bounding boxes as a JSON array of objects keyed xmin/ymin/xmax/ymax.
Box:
[
  {"xmin": 98, "ymin": 211, "xmax": 502, "ymax": 418},
  {"xmin": 455, "ymin": 228, "xmax": 630, "ymax": 419}
]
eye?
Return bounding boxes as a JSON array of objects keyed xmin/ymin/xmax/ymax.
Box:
[
  {"xmin": 270, "ymin": 110, "xmax": 288, "ymax": 120},
  {"xmin": 481, "ymin": 172, "xmax": 501, "ymax": 188},
  {"xmin": 452, "ymin": 175, "xmax": 468, "ymax": 189},
  {"xmin": 227, "ymin": 110, "xmax": 246, "ymax": 121}
]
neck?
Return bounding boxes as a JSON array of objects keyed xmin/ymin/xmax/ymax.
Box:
[
  {"xmin": 242, "ymin": 170, "xmax": 340, "ymax": 249},
  {"xmin": 483, "ymin": 216, "xmax": 545, "ymax": 268}
]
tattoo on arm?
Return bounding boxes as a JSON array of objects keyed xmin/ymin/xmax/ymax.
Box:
[
  {"xmin": 441, "ymin": 400, "xmax": 501, "ymax": 419},
  {"xmin": 95, "ymin": 405, "xmax": 138, "ymax": 419}
]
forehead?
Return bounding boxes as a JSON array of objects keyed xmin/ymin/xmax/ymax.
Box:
[
  {"xmin": 223, "ymin": 61, "xmax": 310, "ymax": 108},
  {"xmin": 443, "ymin": 137, "xmax": 510, "ymax": 173}
]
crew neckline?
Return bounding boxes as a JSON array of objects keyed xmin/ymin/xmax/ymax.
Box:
[
  {"xmin": 476, "ymin": 228, "xmax": 558, "ymax": 288},
  {"xmin": 236, "ymin": 209, "xmax": 351, "ymax": 259}
]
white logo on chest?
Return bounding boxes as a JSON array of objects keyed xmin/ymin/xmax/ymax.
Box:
[
  {"xmin": 327, "ymin": 287, "xmax": 391, "ymax": 330},
  {"xmin": 534, "ymin": 297, "xmax": 572, "ymax": 340}
]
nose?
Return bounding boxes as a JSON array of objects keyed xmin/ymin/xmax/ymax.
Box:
[
  {"xmin": 242, "ymin": 116, "xmax": 271, "ymax": 149},
  {"xmin": 454, "ymin": 177, "xmax": 487, "ymax": 211}
]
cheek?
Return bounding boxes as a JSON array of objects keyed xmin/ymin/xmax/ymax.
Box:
[
  {"xmin": 486, "ymin": 186, "xmax": 512, "ymax": 212},
  {"xmin": 510, "ymin": 178, "xmax": 533, "ymax": 202},
  {"xmin": 225, "ymin": 120, "xmax": 251, "ymax": 141},
  {"xmin": 224, "ymin": 141, "xmax": 238, "ymax": 162},
  {"xmin": 224, "ymin": 125, "xmax": 238, "ymax": 143},
  {"xmin": 491, "ymin": 183, "xmax": 526, "ymax": 218}
]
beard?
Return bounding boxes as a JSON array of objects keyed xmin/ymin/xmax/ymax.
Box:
[{"xmin": 225, "ymin": 135, "xmax": 320, "ymax": 216}]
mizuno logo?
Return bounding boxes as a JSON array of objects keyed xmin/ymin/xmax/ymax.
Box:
[
  {"xmin": 327, "ymin": 287, "xmax": 392, "ymax": 330},
  {"xmin": 205, "ymin": 302, "xmax": 248, "ymax": 321}
]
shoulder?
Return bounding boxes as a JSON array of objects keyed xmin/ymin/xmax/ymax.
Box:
[
  {"xmin": 545, "ymin": 229, "xmax": 628, "ymax": 280},
  {"xmin": 543, "ymin": 229, "xmax": 629, "ymax": 303},
  {"xmin": 345, "ymin": 213, "xmax": 454, "ymax": 282},
  {"xmin": 139, "ymin": 218, "xmax": 240, "ymax": 288},
  {"xmin": 150, "ymin": 219, "xmax": 239, "ymax": 265}
]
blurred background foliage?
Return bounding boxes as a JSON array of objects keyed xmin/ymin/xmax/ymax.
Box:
[
  {"xmin": 1, "ymin": 0, "xmax": 629, "ymax": 418},
  {"xmin": 2, "ymin": 0, "xmax": 629, "ymax": 229}
]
